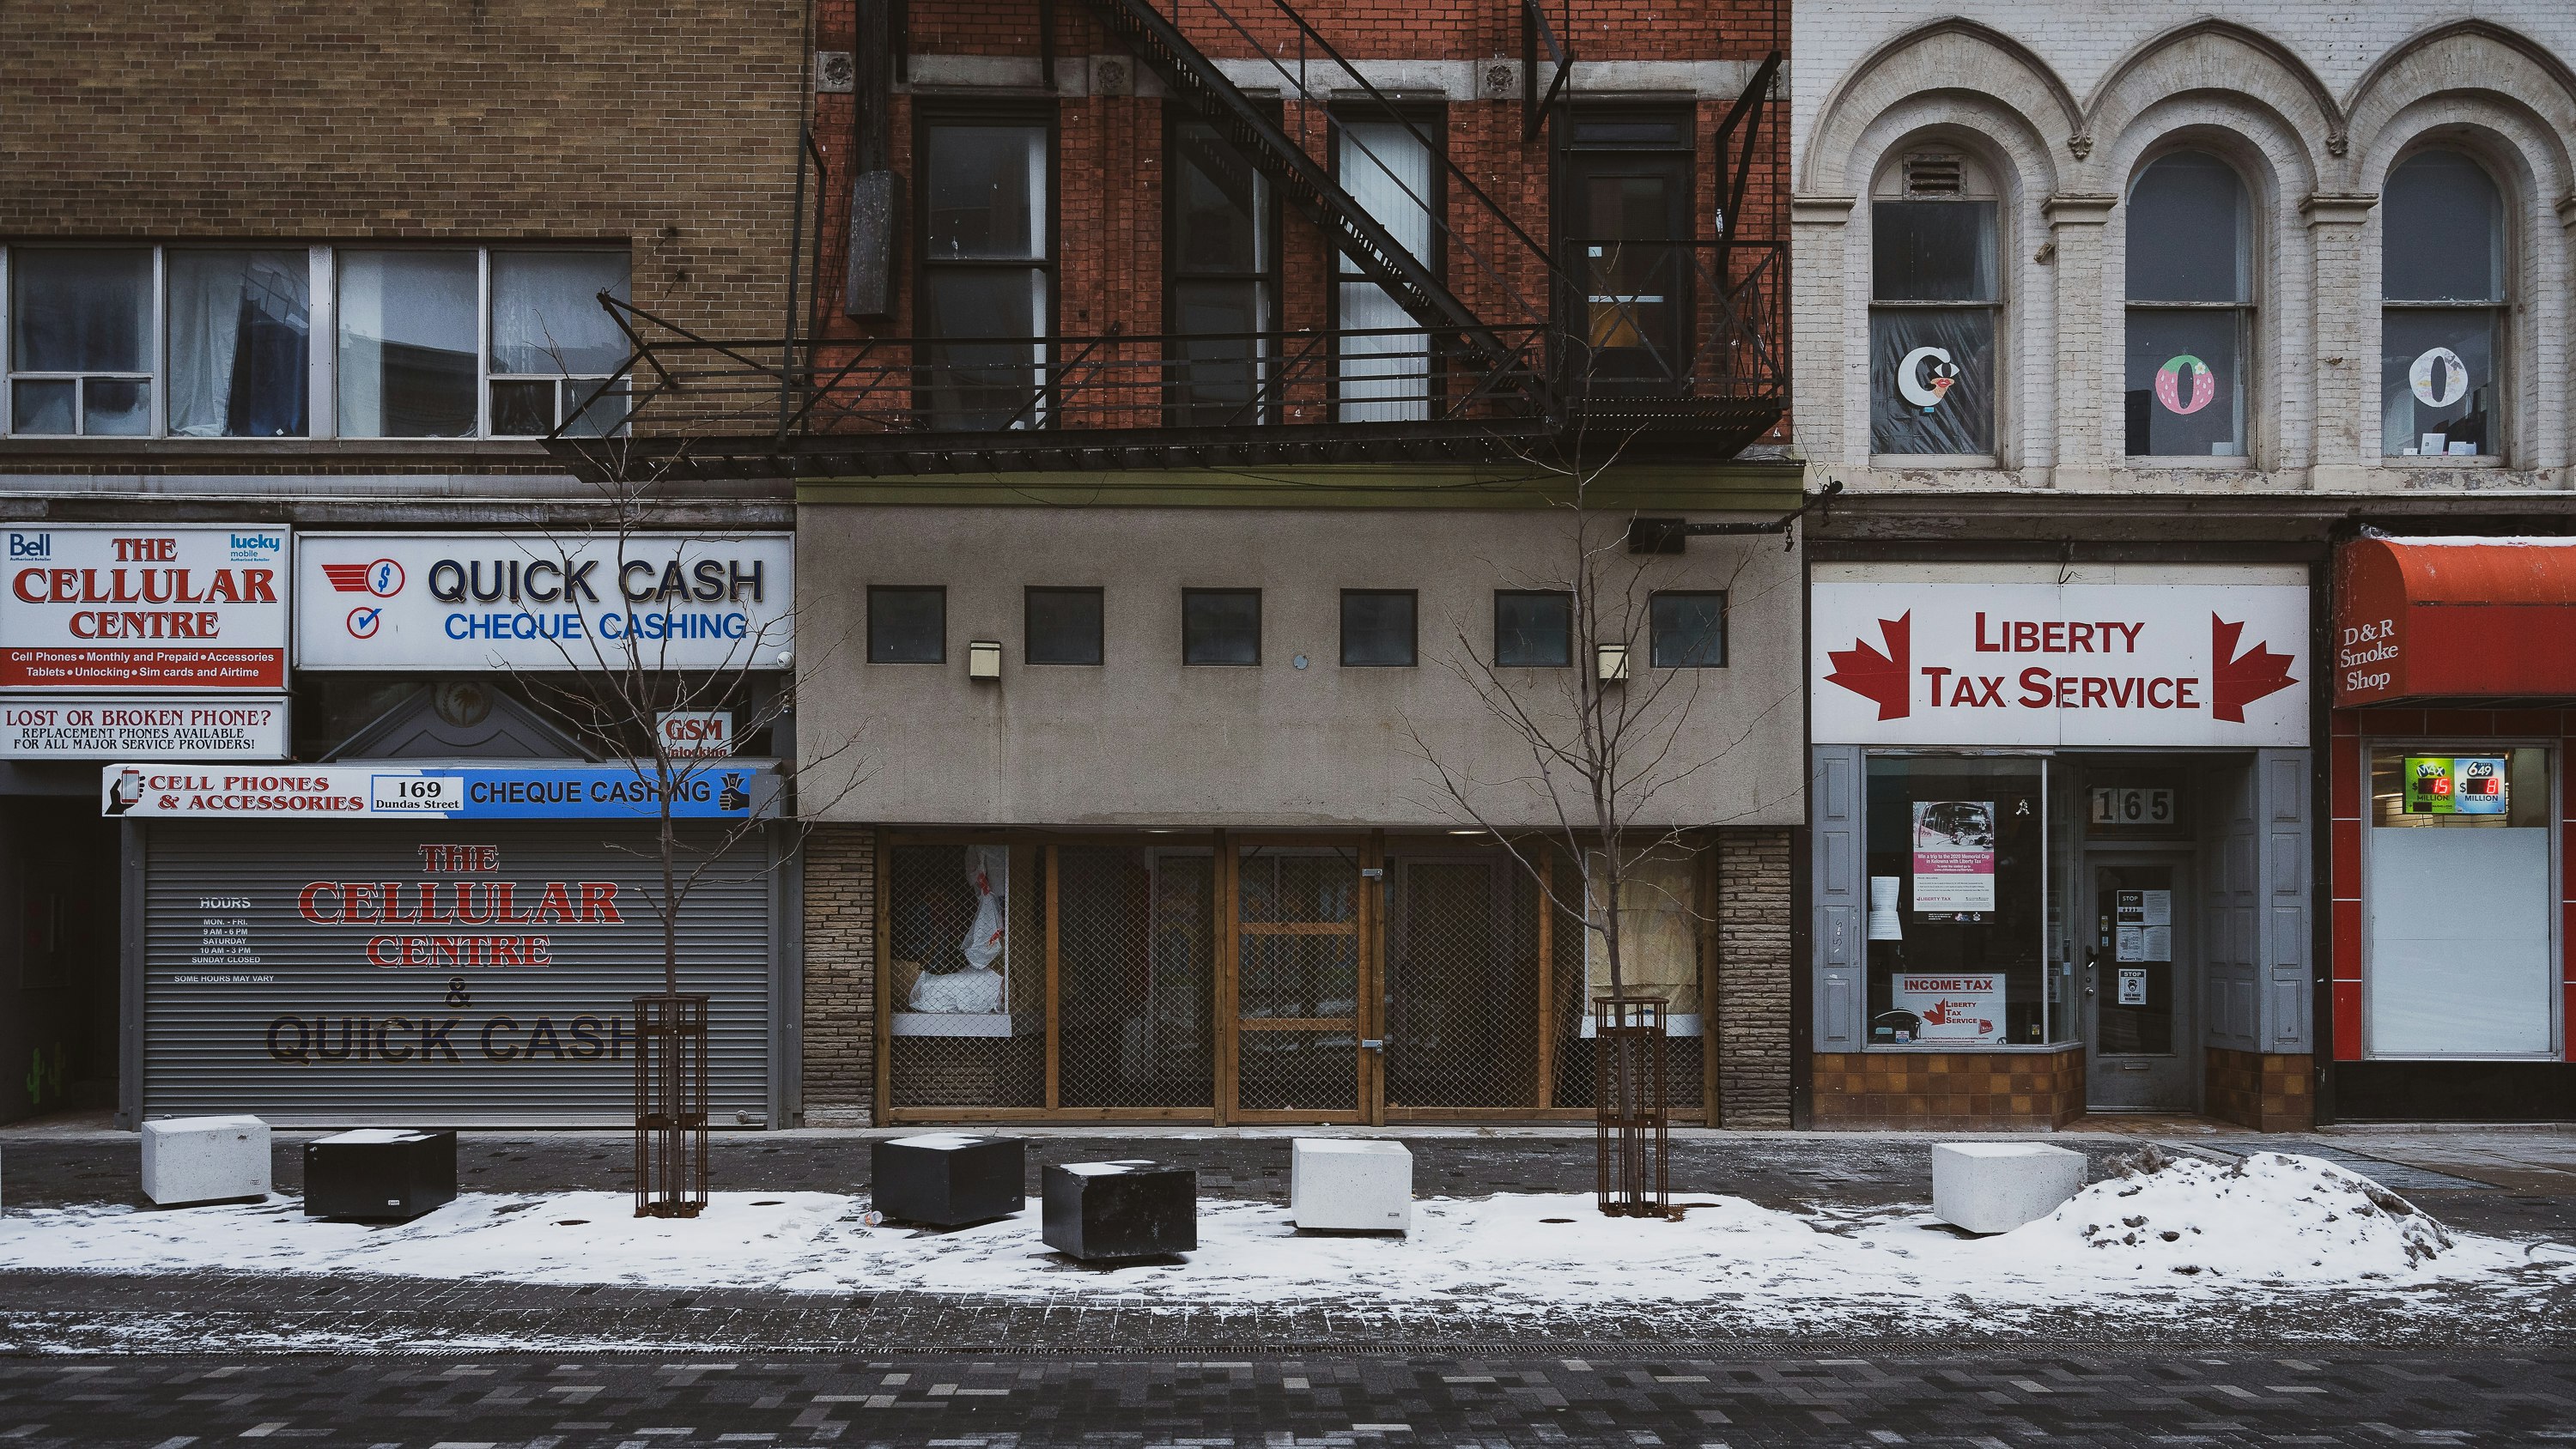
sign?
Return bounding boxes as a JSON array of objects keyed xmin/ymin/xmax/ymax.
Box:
[
  {"xmin": 654, "ymin": 709, "xmax": 736, "ymax": 758},
  {"xmin": 295, "ymin": 533, "xmax": 793, "ymax": 672},
  {"xmin": 103, "ymin": 763, "xmax": 779, "ymax": 821},
  {"xmin": 2404, "ymin": 755, "xmax": 2507, "ymax": 815},
  {"xmin": 2334, "ymin": 537, "xmax": 2576, "ymax": 705},
  {"xmin": 2, "ymin": 696, "xmax": 289, "ymax": 760},
  {"xmin": 2088, "ymin": 786, "xmax": 2175, "ymax": 828},
  {"xmin": 1, "ymin": 526, "xmax": 289, "ymax": 690},
  {"xmin": 1814, "ymin": 574, "xmax": 2308, "ymax": 745},
  {"xmin": 2114, "ymin": 889, "xmax": 2172, "ymax": 962},
  {"xmin": 2117, "ymin": 967, "xmax": 2148, "ymax": 1005},
  {"xmin": 1893, "ymin": 973, "xmax": 2002, "ymax": 1044},
  {"xmin": 1910, "ymin": 800, "xmax": 1996, "ymax": 912}
]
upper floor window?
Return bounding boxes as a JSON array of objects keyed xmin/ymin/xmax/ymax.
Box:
[
  {"xmin": 1182, "ymin": 587, "xmax": 1261, "ymax": 666},
  {"xmin": 1334, "ymin": 115, "xmax": 1437, "ymax": 423},
  {"xmin": 1869, "ymin": 150, "xmax": 1998, "ymax": 457},
  {"xmin": 3, "ymin": 244, "xmax": 626, "ymax": 440},
  {"xmin": 1025, "ymin": 586, "xmax": 1104, "ymax": 666},
  {"xmin": 1340, "ymin": 589, "xmax": 1417, "ymax": 667},
  {"xmin": 869, "ymin": 585, "xmax": 947, "ymax": 664},
  {"xmin": 1649, "ymin": 591, "xmax": 1725, "ymax": 668},
  {"xmin": 920, "ymin": 118, "xmax": 1051, "ymax": 430},
  {"xmin": 1494, "ymin": 589, "xmax": 1572, "ymax": 668},
  {"xmin": 2381, "ymin": 149, "xmax": 2506, "ymax": 458},
  {"xmin": 2124, "ymin": 153, "xmax": 2250, "ymax": 458},
  {"xmin": 1169, "ymin": 120, "xmax": 1275, "ymax": 427}
]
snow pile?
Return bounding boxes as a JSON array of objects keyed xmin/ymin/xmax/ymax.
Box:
[{"xmin": 2008, "ymin": 1147, "xmax": 2457, "ymax": 1282}]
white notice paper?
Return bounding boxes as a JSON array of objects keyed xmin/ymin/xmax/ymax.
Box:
[
  {"xmin": 2116, "ymin": 925, "xmax": 2144, "ymax": 962},
  {"xmin": 2140, "ymin": 890, "xmax": 2172, "ymax": 927}
]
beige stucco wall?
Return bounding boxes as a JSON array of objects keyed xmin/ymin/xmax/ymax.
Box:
[{"xmin": 794, "ymin": 506, "xmax": 1807, "ymax": 829}]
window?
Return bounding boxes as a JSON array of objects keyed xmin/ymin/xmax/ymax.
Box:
[
  {"xmin": 920, "ymin": 119, "xmax": 1051, "ymax": 430},
  {"xmin": 489, "ymin": 252, "xmax": 631, "ymax": 437},
  {"xmin": 1562, "ymin": 112, "xmax": 1692, "ymax": 392},
  {"xmin": 2124, "ymin": 153, "xmax": 2250, "ymax": 458},
  {"xmin": 1649, "ymin": 591, "xmax": 1724, "ymax": 668},
  {"xmin": 1182, "ymin": 588, "xmax": 1261, "ymax": 665},
  {"xmin": 167, "ymin": 251, "xmax": 311, "ymax": 438},
  {"xmin": 1869, "ymin": 152, "xmax": 1998, "ymax": 455},
  {"xmin": 1335, "ymin": 116, "xmax": 1436, "ymax": 422},
  {"xmin": 1863, "ymin": 755, "xmax": 2063, "ymax": 1046},
  {"xmin": 2365, "ymin": 748, "xmax": 2552, "ymax": 1057},
  {"xmin": 337, "ymin": 251, "xmax": 477, "ymax": 438},
  {"xmin": 1025, "ymin": 586, "xmax": 1104, "ymax": 665},
  {"xmin": 869, "ymin": 586, "xmax": 946, "ymax": 664},
  {"xmin": 8, "ymin": 249, "xmax": 153, "ymax": 436},
  {"xmin": 1340, "ymin": 590, "xmax": 1417, "ymax": 667},
  {"xmin": 2381, "ymin": 149, "xmax": 2506, "ymax": 457},
  {"xmin": 1169, "ymin": 120, "xmax": 1275, "ymax": 427},
  {"xmin": 1494, "ymin": 590, "xmax": 1572, "ymax": 667}
]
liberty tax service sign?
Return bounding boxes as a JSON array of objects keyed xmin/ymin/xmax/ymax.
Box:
[
  {"xmin": 1812, "ymin": 571, "xmax": 2309, "ymax": 747},
  {"xmin": 1, "ymin": 525, "xmax": 289, "ymax": 689},
  {"xmin": 295, "ymin": 532, "xmax": 793, "ymax": 671},
  {"xmin": 1893, "ymin": 973, "xmax": 2002, "ymax": 1045}
]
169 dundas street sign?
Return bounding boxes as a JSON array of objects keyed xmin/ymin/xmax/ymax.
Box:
[
  {"xmin": 1, "ymin": 525, "xmax": 289, "ymax": 689},
  {"xmin": 1812, "ymin": 579, "xmax": 2310, "ymax": 746},
  {"xmin": 295, "ymin": 532, "xmax": 793, "ymax": 671}
]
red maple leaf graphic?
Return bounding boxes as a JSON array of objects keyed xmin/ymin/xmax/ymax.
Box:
[
  {"xmin": 2211, "ymin": 614, "xmax": 2297, "ymax": 723},
  {"xmin": 1826, "ymin": 613, "xmax": 1911, "ymax": 720}
]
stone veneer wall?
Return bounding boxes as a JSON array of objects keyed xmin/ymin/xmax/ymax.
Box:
[
  {"xmin": 1810, "ymin": 1046, "xmax": 2087, "ymax": 1130},
  {"xmin": 800, "ymin": 826, "xmax": 877, "ymax": 1126},
  {"xmin": 1716, "ymin": 828, "xmax": 1795, "ymax": 1128},
  {"xmin": 2206, "ymin": 1046, "xmax": 2316, "ymax": 1131}
]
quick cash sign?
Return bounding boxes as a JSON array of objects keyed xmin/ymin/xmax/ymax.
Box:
[
  {"xmin": 295, "ymin": 533, "xmax": 793, "ymax": 671},
  {"xmin": 1812, "ymin": 574, "xmax": 2310, "ymax": 747},
  {"xmin": 1, "ymin": 526, "xmax": 289, "ymax": 689}
]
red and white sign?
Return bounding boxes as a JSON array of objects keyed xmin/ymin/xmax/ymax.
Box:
[
  {"xmin": 2, "ymin": 526, "xmax": 289, "ymax": 690},
  {"xmin": 653, "ymin": 709, "xmax": 735, "ymax": 758},
  {"xmin": 1894, "ymin": 973, "xmax": 2002, "ymax": 1045},
  {"xmin": 1813, "ymin": 574, "xmax": 2308, "ymax": 746}
]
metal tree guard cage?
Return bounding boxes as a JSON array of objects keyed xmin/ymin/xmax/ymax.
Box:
[
  {"xmin": 634, "ymin": 991, "xmax": 711, "ymax": 1219},
  {"xmin": 1593, "ymin": 993, "xmax": 1670, "ymax": 1219}
]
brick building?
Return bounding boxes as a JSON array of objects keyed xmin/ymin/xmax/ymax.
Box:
[
  {"xmin": 697, "ymin": 0, "xmax": 1810, "ymax": 1125},
  {"xmin": 0, "ymin": 3, "xmax": 811, "ymax": 1126}
]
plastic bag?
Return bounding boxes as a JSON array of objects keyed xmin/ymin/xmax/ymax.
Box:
[{"xmin": 960, "ymin": 845, "xmax": 1008, "ymax": 971}]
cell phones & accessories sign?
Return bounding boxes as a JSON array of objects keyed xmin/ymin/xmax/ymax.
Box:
[{"xmin": 103, "ymin": 763, "xmax": 780, "ymax": 820}]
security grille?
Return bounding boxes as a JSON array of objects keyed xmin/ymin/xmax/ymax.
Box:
[
  {"xmin": 1384, "ymin": 849, "xmax": 1543, "ymax": 1109},
  {"xmin": 885, "ymin": 841, "xmax": 1046, "ymax": 1109},
  {"xmin": 1234, "ymin": 845, "xmax": 1361, "ymax": 1114},
  {"xmin": 1056, "ymin": 846, "xmax": 1216, "ymax": 1108}
]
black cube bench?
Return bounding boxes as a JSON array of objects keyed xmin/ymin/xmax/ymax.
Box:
[
  {"xmin": 872, "ymin": 1133, "xmax": 1026, "ymax": 1227},
  {"xmin": 1042, "ymin": 1160, "xmax": 1196, "ymax": 1261},
  {"xmin": 302, "ymin": 1129, "xmax": 458, "ymax": 1221}
]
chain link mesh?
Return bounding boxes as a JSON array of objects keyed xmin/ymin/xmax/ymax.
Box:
[
  {"xmin": 886, "ymin": 842, "xmax": 1045, "ymax": 1109},
  {"xmin": 1384, "ymin": 847, "xmax": 1543, "ymax": 1108},
  {"xmin": 1057, "ymin": 846, "xmax": 1217, "ymax": 1109},
  {"xmin": 1234, "ymin": 846, "xmax": 1361, "ymax": 1113}
]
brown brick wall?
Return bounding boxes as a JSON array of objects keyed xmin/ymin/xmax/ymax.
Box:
[
  {"xmin": 2206, "ymin": 1046, "xmax": 2315, "ymax": 1132},
  {"xmin": 1811, "ymin": 1047, "xmax": 2087, "ymax": 1131},
  {"xmin": 801, "ymin": 824, "xmax": 878, "ymax": 1125},
  {"xmin": 1716, "ymin": 826, "xmax": 1791, "ymax": 1128}
]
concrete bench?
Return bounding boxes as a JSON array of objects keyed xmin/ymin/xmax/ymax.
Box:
[
  {"xmin": 872, "ymin": 1133, "xmax": 1025, "ymax": 1227},
  {"xmin": 1931, "ymin": 1142, "xmax": 2088, "ymax": 1234},
  {"xmin": 303, "ymin": 1129, "xmax": 458, "ymax": 1221},
  {"xmin": 1290, "ymin": 1137, "xmax": 1412, "ymax": 1233},
  {"xmin": 140, "ymin": 1115, "xmax": 270, "ymax": 1207},
  {"xmin": 1042, "ymin": 1160, "xmax": 1196, "ymax": 1260}
]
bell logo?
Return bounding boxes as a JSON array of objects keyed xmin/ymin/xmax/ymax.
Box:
[{"xmin": 1825, "ymin": 613, "xmax": 1911, "ymax": 720}]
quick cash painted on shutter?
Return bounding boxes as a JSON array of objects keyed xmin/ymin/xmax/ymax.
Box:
[{"xmin": 140, "ymin": 821, "xmax": 773, "ymax": 1125}]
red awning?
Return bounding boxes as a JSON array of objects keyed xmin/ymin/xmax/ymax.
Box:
[{"xmin": 2335, "ymin": 536, "xmax": 2576, "ymax": 705}]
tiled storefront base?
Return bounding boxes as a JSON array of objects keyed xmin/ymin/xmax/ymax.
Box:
[
  {"xmin": 2206, "ymin": 1046, "xmax": 2315, "ymax": 1131},
  {"xmin": 1811, "ymin": 1046, "xmax": 2087, "ymax": 1131}
]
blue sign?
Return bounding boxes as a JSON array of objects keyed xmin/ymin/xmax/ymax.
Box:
[{"xmin": 106, "ymin": 762, "xmax": 781, "ymax": 819}]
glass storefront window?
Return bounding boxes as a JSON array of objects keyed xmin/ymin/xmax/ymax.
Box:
[
  {"xmin": 1863, "ymin": 755, "xmax": 2065, "ymax": 1046},
  {"xmin": 2366, "ymin": 746, "xmax": 2555, "ymax": 1058}
]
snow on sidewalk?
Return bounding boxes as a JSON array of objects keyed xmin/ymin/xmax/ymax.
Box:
[{"xmin": 1, "ymin": 1152, "xmax": 2567, "ymax": 1327}]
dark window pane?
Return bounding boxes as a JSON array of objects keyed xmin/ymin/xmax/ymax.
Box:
[
  {"xmin": 1183, "ymin": 588, "xmax": 1261, "ymax": 665},
  {"xmin": 1569, "ymin": 118, "xmax": 1686, "ymax": 149},
  {"xmin": 1025, "ymin": 586, "xmax": 1104, "ymax": 665},
  {"xmin": 11, "ymin": 379, "xmax": 75, "ymax": 435},
  {"xmin": 2380, "ymin": 308, "xmax": 2498, "ymax": 456},
  {"xmin": 82, "ymin": 378, "xmax": 150, "ymax": 436},
  {"xmin": 1871, "ymin": 201, "xmax": 1996, "ymax": 302},
  {"xmin": 869, "ymin": 586, "xmax": 946, "ymax": 664},
  {"xmin": 1175, "ymin": 123, "xmax": 1264, "ymax": 275},
  {"xmin": 168, "ymin": 250, "xmax": 310, "ymax": 439},
  {"xmin": 1650, "ymin": 591, "xmax": 1724, "ymax": 668},
  {"xmin": 10, "ymin": 249, "xmax": 150, "ymax": 373},
  {"xmin": 1171, "ymin": 280, "xmax": 1265, "ymax": 425},
  {"xmin": 922, "ymin": 270, "xmax": 1045, "ymax": 429},
  {"xmin": 926, "ymin": 124, "xmax": 1045, "ymax": 261},
  {"xmin": 2126, "ymin": 153, "xmax": 2247, "ymax": 303},
  {"xmin": 489, "ymin": 379, "xmax": 554, "ymax": 437},
  {"xmin": 1340, "ymin": 591, "xmax": 1417, "ymax": 667},
  {"xmin": 560, "ymin": 379, "xmax": 630, "ymax": 438},
  {"xmin": 2384, "ymin": 150, "xmax": 2503, "ymax": 302},
  {"xmin": 1868, "ymin": 306, "xmax": 1995, "ymax": 454},
  {"xmin": 2123, "ymin": 309, "xmax": 2245, "ymax": 457},
  {"xmin": 1495, "ymin": 590, "xmax": 1571, "ymax": 667},
  {"xmin": 338, "ymin": 251, "xmax": 478, "ymax": 439}
]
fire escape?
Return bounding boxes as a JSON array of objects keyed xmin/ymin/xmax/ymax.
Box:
[{"xmin": 560, "ymin": 0, "xmax": 1787, "ymax": 478}]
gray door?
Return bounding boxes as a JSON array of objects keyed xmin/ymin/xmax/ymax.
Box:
[{"xmin": 2081, "ymin": 853, "xmax": 2197, "ymax": 1110}]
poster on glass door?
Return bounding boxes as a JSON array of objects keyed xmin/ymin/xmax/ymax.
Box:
[{"xmin": 1911, "ymin": 800, "xmax": 1996, "ymax": 912}]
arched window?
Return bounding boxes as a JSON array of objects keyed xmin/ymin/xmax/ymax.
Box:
[
  {"xmin": 2124, "ymin": 152, "xmax": 2250, "ymax": 458},
  {"xmin": 2381, "ymin": 149, "xmax": 2506, "ymax": 457},
  {"xmin": 1869, "ymin": 149, "xmax": 1998, "ymax": 456}
]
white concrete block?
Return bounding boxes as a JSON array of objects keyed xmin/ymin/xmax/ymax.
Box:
[
  {"xmin": 1931, "ymin": 1142, "xmax": 2087, "ymax": 1235},
  {"xmin": 140, "ymin": 1114, "xmax": 271, "ymax": 1206},
  {"xmin": 1289, "ymin": 1137, "xmax": 1411, "ymax": 1233}
]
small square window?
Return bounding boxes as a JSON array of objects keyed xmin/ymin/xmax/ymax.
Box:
[
  {"xmin": 1340, "ymin": 590, "xmax": 1417, "ymax": 667},
  {"xmin": 868, "ymin": 585, "xmax": 946, "ymax": 664},
  {"xmin": 1494, "ymin": 590, "xmax": 1572, "ymax": 667},
  {"xmin": 1649, "ymin": 591, "xmax": 1725, "ymax": 668},
  {"xmin": 1183, "ymin": 588, "xmax": 1261, "ymax": 665},
  {"xmin": 1025, "ymin": 586, "xmax": 1104, "ymax": 665}
]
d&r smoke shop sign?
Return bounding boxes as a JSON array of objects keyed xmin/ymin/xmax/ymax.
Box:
[
  {"xmin": 1811, "ymin": 571, "xmax": 2310, "ymax": 746},
  {"xmin": 2, "ymin": 526, "xmax": 289, "ymax": 689}
]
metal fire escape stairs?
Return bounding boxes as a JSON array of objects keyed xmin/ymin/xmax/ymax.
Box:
[{"xmin": 1072, "ymin": 0, "xmax": 1563, "ymax": 421}]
